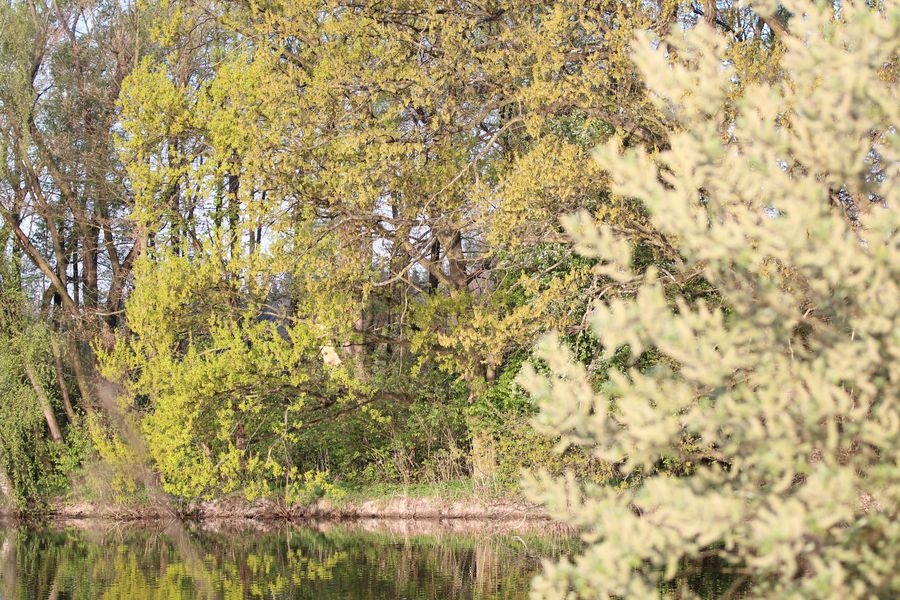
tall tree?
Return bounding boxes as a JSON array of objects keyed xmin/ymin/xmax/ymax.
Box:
[
  {"xmin": 0, "ymin": 225, "xmax": 67, "ymax": 504},
  {"xmin": 0, "ymin": 0, "xmax": 143, "ymax": 409},
  {"xmin": 105, "ymin": 0, "xmax": 789, "ymax": 497}
]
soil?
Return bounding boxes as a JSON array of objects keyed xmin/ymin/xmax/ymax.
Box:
[
  {"xmin": 200, "ymin": 495, "xmax": 550, "ymax": 521},
  {"xmin": 1, "ymin": 495, "xmax": 553, "ymax": 523}
]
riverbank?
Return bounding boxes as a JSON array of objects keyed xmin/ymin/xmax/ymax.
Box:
[{"xmin": 2, "ymin": 480, "xmax": 553, "ymax": 523}]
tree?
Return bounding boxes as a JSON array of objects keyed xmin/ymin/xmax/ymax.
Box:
[
  {"xmin": 104, "ymin": 0, "xmax": 669, "ymax": 497},
  {"xmin": 0, "ymin": 0, "xmax": 176, "ymax": 508},
  {"xmin": 0, "ymin": 0, "xmax": 143, "ymax": 409},
  {"xmin": 106, "ymin": 0, "xmax": 789, "ymax": 497},
  {"xmin": 522, "ymin": 1, "xmax": 899, "ymax": 597},
  {"xmin": 0, "ymin": 226, "xmax": 73, "ymax": 507}
]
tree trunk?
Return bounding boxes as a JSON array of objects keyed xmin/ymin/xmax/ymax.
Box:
[
  {"xmin": 428, "ymin": 238, "xmax": 441, "ymax": 292},
  {"xmin": 446, "ymin": 230, "xmax": 467, "ymax": 291},
  {"xmin": 80, "ymin": 223, "xmax": 100, "ymax": 308},
  {"xmin": 71, "ymin": 249, "xmax": 79, "ymax": 307},
  {"xmin": 50, "ymin": 337, "xmax": 76, "ymax": 422},
  {"xmin": 23, "ymin": 361, "xmax": 64, "ymax": 443},
  {"xmin": 227, "ymin": 157, "xmax": 240, "ymax": 260},
  {"xmin": 65, "ymin": 332, "xmax": 94, "ymax": 412},
  {"xmin": 704, "ymin": 0, "xmax": 717, "ymax": 27}
]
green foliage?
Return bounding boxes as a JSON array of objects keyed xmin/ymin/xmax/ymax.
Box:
[
  {"xmin": 99, "ymin": 248, "xmax": 360, "ymax": 499},
  {"xmin": 83, "ymin": 414, "xmax": 143, "ymax": 502},
  {"xmin": 108, "ymin": 0, "xmax": 676, "ymax": 499},
  {"xmin": 489, "ymin": 415, "xmax": 611, "ymax": 492},
  {"xmin": 0, "ymin": 368, "xmax": 46, "ymax": 507},
  {"xmin": 292, "ymin": 373, "xmax": 470, "ymax": 486},
  {"xmin": 521, "ymin": 2, "xmax": 900, "ymax": 597},
  {"xmin": 469, "ymin": 351, "xmax": 612, "ymax": 492},
  {"xmin": 0, "ymin": 232, "xmax": 85, "ymax": 508},
  {"xmin": 0, "ymin": 0, "xmax": 147, "ymax": 509},
  {"xmin": 284, "ymin": 469, "xmax": 344, "ymax": 507},
  {"xmin": 0, "ymin": 0, "xmax": 795, "ymax": 510}
]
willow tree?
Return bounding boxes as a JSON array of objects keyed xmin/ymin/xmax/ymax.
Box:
[{"xmin": 523, "ymin": 1, "xmax": 899, "ymax": 597}]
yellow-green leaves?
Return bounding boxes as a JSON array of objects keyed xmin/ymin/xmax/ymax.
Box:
[{"xmin": 108, "ymin": 0, "xmax": 801, "ymax": 504}]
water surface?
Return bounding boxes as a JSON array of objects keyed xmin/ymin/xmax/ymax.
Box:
[{"xmin": 0, "ymin": 518, "xmax": 576, "ymax": 599}]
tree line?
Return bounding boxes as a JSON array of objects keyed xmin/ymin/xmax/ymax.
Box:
[
  {"xmin": 0, "ymin": 0, "xmax": 781, "ymax": 504},
  {"xmin": 5, "ymin": 1, "xmax": 899, "ymax": 597}
]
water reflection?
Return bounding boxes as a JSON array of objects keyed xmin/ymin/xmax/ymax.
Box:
[{"xmin": 0, "ymin": 518, "xmax": 576, "ymax": 599}]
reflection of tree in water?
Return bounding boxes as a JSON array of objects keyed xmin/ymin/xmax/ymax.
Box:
[
  {"xmin": 0, "ymin": 522, "xmax": 576, "ymax": 599},
  {"xmin": 1, "ymin": 528, "xmax": 17, "ymax": 600}
]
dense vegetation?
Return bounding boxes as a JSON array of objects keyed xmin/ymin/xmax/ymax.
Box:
[
  {"xmin": 0, "ymin": 0, "xmax": 778, "ymax": 505},
  {"xmin": 0, "ymin": 0, "xmax": 897, "ymax": 595}
]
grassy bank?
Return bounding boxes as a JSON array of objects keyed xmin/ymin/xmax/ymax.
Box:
[
  {"xmin": 198, "ymin": 478, "xmax": 548, "ymax": 521},
  {"xmin": 2, "ymin": 478, "xmax": 549, "ymax": 522}
]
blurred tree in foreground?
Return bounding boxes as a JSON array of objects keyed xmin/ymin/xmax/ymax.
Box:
[{"xmin": 522, "ymin": 1, "xmax": 899, "ymax": 598}]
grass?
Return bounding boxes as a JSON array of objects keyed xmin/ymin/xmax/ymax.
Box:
[
  {"xmin": 331, "ymin": 478, "xmax": 495, "ymax": 507},
  {"xmin": 53, "ymin": 471, "xmax": 530, "ymax": 517}
]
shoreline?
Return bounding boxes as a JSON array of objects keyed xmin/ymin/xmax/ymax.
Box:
[{"xmin": 1, "ymin": 494, "xmax": 553, "ymax": 524}]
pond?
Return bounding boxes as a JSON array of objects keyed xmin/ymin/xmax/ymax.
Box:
[{"xmin": 0, "ymin": 518, "xmax": 578, "ymax": 599}]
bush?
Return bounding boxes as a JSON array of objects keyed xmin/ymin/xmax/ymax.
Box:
[
  {"xmin": 468, "ymin": 352, "xmax": 611, "ymax": 493},
  {"xmin": 521, "ymin": 2, "xmax": 900, "ymax": 598}
]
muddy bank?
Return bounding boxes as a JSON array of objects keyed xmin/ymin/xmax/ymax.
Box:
[
  {"xmin": 0, "ymin": 500, "xmax": 174, "ymax": 521},
  {"xmin": 200, "ymin": 495, "xmax": 550, "ymax": 521},
  {"xmin": 21, "ymin": 514, "xmax": 571, "ymax": 539},
  {"xmin": 3, "ymin": 495, "xmax": 552, "ymax": 523}
]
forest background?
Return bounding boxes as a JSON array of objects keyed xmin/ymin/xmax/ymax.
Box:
[
  {"xmin": 0, "ymin": 0, "xmax": 892, "ymax": 535},
  {"xmin": 0, "ymin": 0, "xmax": 733, "ymax": 506}
]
